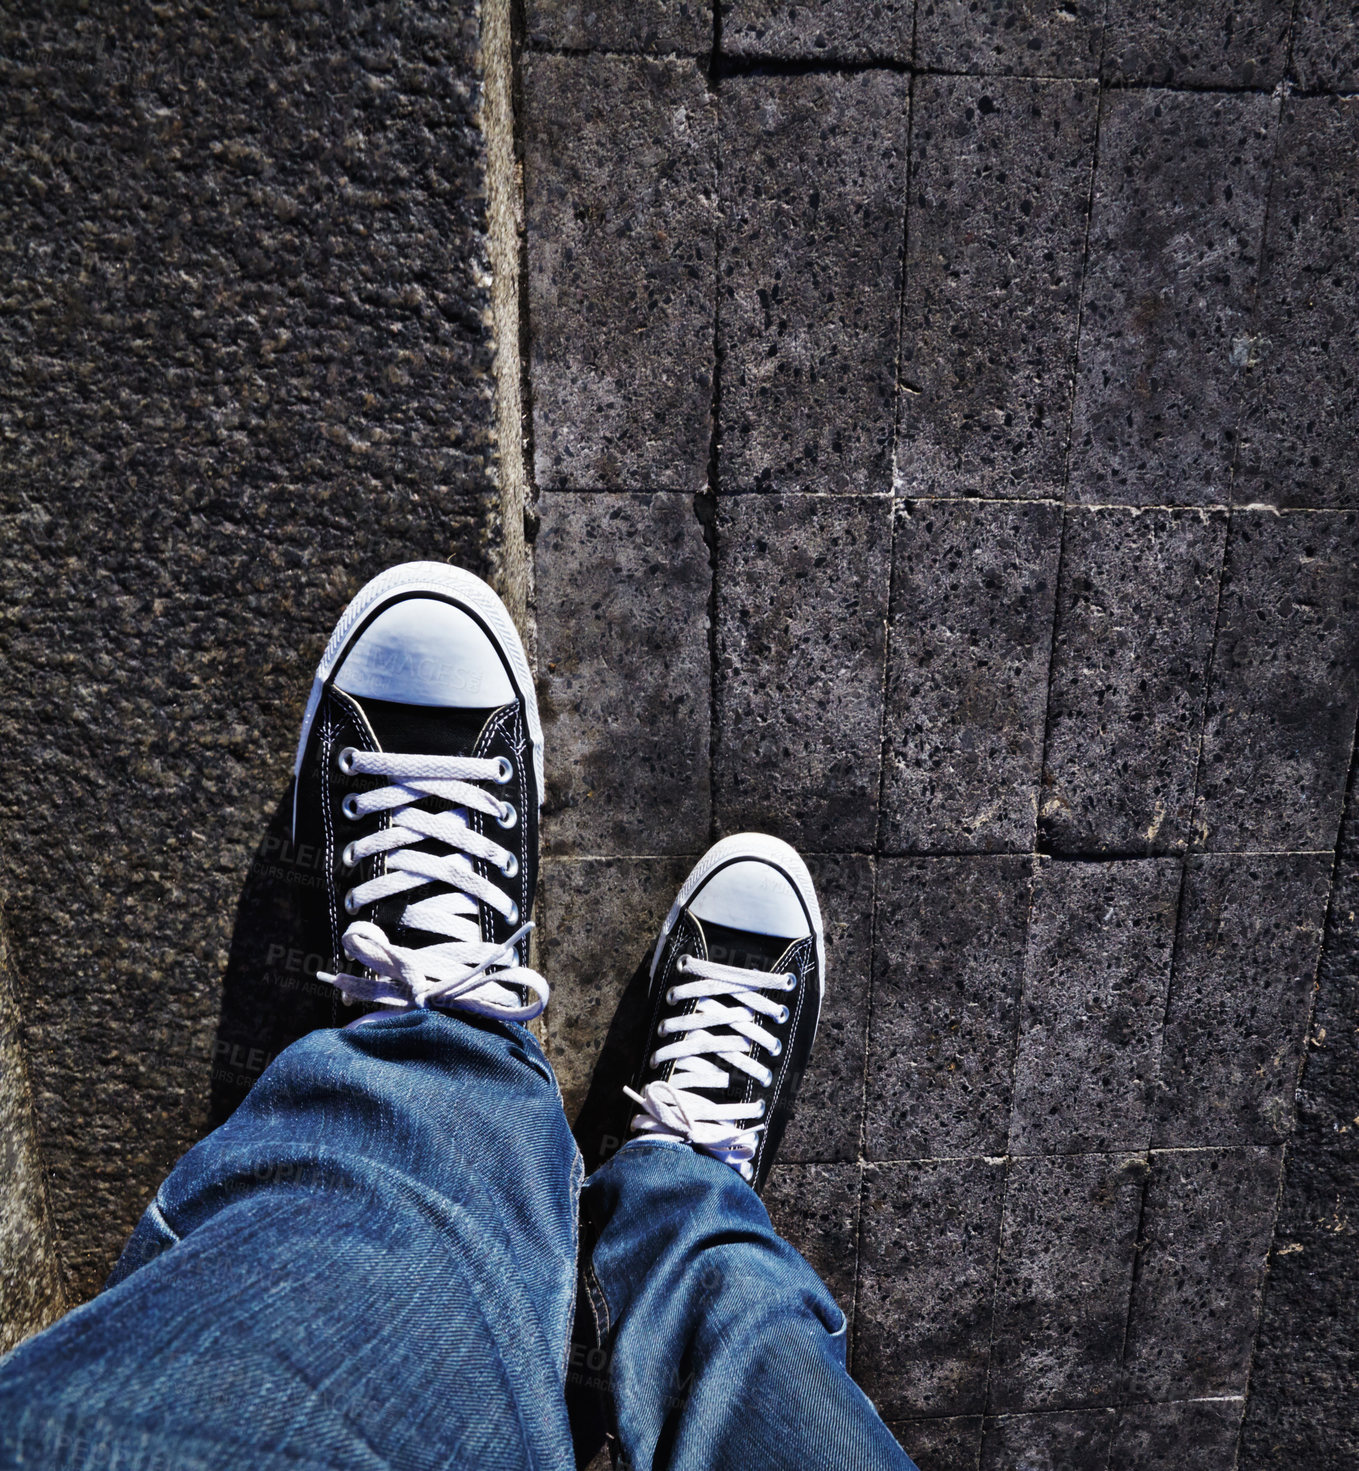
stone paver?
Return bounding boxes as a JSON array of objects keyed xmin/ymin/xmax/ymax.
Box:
[
  {"xmin": 1290, "ymin": 2, "xmax": 1359, "ymax": 91},
  {"xmin": 890, "ymin": 1417, "xmax": 983, "ymax": 1471},
  {"xmin": 713, "ymin": 494, "xmax": 891, "ymax": 849},
  {"xmin": 1102, "ymin": 0, "xmax": 1292, "ymax": 85},
  {"xmin": 883, "ymin": 499, "xmax": 1061, "ymax": 854},
  {"xmin": 524, "ymin": 55, "xmax": 717, "ymax": 491},
  {"xmin": 856, "ymin": 1158, "xmax": 1006, "ymax": 1420},
  {"xmin": 1008, "ymin": 859, "xmax": 1179, "ymax": 1156},
  {"xmin": 535, "ymin": 492, "xmax": 711, "ymax": 856},
  {"xmin": 1068, "ymin": 89, "xmax": 1276, "ymax": 506},
  {"xmin": 1240, "ymin": 770, "xmax": 1359, "ymax": 1468},
  {"xmin": 720, "ymin": 0, "xmax": 911, "ymax": 59},
  {"xmin": 1236, "ymin": 97, "xmax": 1359, "ymax": 510},
  {"xmin": 1123, "ymin": 1146, "xmax": 1281, "ymax": 1400},
  {"xmin": 1154, "ymin": 853, "xmax": 1331, "ymax": 1148},
  {"xmin": 719, "ymin": 71, "xmax": 909, "ymax": 494},
  {"xmin": 9, "ymin": 2, "xmax": 1359, "ymax": 1462},
  {"xmin": 1109, "ymin": 1398, "xmax": 1245, "ymax": 1471},
  {"xmin": 978, "ymin": 1409, "xmax": 1115, "ymax": 1471},
  {"xmin": 764, "ymin": 1161, "xmax": 860, "ymax": 1320},
  {"xmin": 780, "ymin": 855, "xmax": 874, "ymax": 1162},
  {"xmin": 538, "ymin": 855, "xmax": 696, "ymax": 1130},
  {"xmin": 1041, "ymin": 508, "xmax": 1226, "ymax": 855},
  {"xmin": 1194, "ymin": 510, "xmax": 1359, "ymax": 852},
  {"xmin": 897, "ymin": 78, "xmax": 1097, "ymax": 500},
  {"xmin": 989, "ymin": 1152, "xmax": 1145, "ymax": 1412},
  {"xmin": 913, "ymin": 0, "xmax": 1104, "ymax": 77},
  {"xmin": 526, "ymin": 0, "xmax": 712, "ymax": 53},
  {"xmin": 866, "ymin": 858, "xmax": 1033, "ymax": 1159}
]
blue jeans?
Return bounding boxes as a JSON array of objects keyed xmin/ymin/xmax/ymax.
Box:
[{"xmin": 0, "ymin": 1012, "xmax": 914, "ymax": 1471}]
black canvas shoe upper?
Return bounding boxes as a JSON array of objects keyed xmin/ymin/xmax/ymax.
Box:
[
  {"xmin": 624, "ymin": 835, "xmax": 824, "ymax": 1192},
  {"xmin": 290, "ymin": 564, "xmax": 544, "ymax": 1021}
]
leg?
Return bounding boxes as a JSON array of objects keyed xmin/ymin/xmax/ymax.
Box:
[
  {"xmin": 0, "ymin": 1011, "xmax": 580, "ymax": 1470},
  {"xmin": 2, "ymin": 564, "xmax": 569, "ymax": 1467},
  {"xmin": 583, "ymin": 838, "xmax": 915, "ymax": 1471},
  {"xmin": 583, "ymin": 1140, "xmax": 914, "ymax": 1471}
]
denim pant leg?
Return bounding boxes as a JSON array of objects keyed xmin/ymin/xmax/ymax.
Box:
[
  {"xmin": 0, "ymin": 1011, "xmax": 581, "ymax": 1471},
  {"xmin": 581, "ymin": 1140, "xmax": 917, "ymax": 1471}
]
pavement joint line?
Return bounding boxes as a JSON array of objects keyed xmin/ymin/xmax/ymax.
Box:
[
  {"xmin": 848, "ymin": 837, "xmax": 888, "ymax": 1374},
  {"xmin": 1234, "ymin": 710, "xmax": 1359, "ymax": 1462},
  {"xmin": 1060, "ymin": 75, "xmax": 1104, "ymax": 503},
  {"xmin": 701, "ymin": 33, "xmax": 723, "ymax": 849},
  {"xmin": 854, "ymin": 1144, "xmax": 1283, "ymax": 1167},
  {"xmin": 861, "ymin": 60, "xmax": 916, "ymax": 1255},
  {"xmin": 1187, "ymin": 508, "xmax": 1235, "ymax": 855},
  {"xmin": 519, "ymin": 43, "xmax": 1359, "ymax": 102},
  {"xmin": 542, "ymin": 849, "xmax": 1338, "ymax": 863},
  {"xmin": 977, "ymin": 851, "xmax": 1042, "ymax": 1418},
  {"xmin": 1124, "ymin": 839, "xmax": 1197, "ymax": 1377},
  {"xmin": 1035, "ymin": 500, "xmax": 1073, "ymax": 856},
  {"xmin": 530, "ymin": 488, "xmax": 1354, "ymax": 514},
  {"xmin": 1226, "ymin": 83, "xmax": 1287, "ymax": 515},
  {"xmin": 1233, "ymin": 1144, "xmax": 1294, "ymax": 1467},
  {"xmin": 891, "ymin": 1392, "xmax": 1245, "ymax": 1422}
]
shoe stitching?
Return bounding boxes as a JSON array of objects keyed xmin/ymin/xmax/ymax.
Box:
[
  {"xmin": 752, "ymin": 937, "xmax": 815, "ymax": 1183},
  {"xmin": 319, "ymin": 707, "xmax": 341, "ymax": 970},
  {"xmin": 471, "ymin": 703, "xmax": 519, "ymax": 951}
]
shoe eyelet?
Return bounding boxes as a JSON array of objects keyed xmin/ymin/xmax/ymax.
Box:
[
  {"xmin": 755, "ymin": 1099, "xmax": 767, "ymax": 1118},
  {"xmin": 676, "ymin": 955, "xmax": 691, "ymax": 974},
  {"xmin": 343, "ymin": 889, "xmax": 361, "ymax": 916},
  {"xmin": 761, "ymin": 1068, "xmax": 774, "ymax": 1087},
  {"xmin": 665, "ymin": 987, "xmax": 678, "ymax": 1005},
  {"xmin": 496, "ymin": 801, "xmax": 518, "ymax": 830},
  {"xmin": 337, "ymin": 746, "xmax": 358, "ymax": 775},
  {"xmin": 775, "ymin": 1004, "xmax": 789, "ymax": 1025},
  {"xmin": 341, "ymin": 793, "xmax": 362, "ymax": 821},
  {"xmin": 649, "ymin": 1051, "xmax": 662, "ymax": 1068},
  {"xmin": 341, "ymin": 842, "xmax": 359, "ymax": 868},
  {"xmin": 499, "ymin": 853, "xmax": 519, "ymax": 879},
  {"xmin": 768, "ymin": 1038, "xmax": 782, "ymax": 1058},
  {"xmin": 493, "ymin": 756, "xmax": 514, "ymax": 785},
  {"xmin": 783, "ymin": 972, "xmax": 797, "ymax": 991}
]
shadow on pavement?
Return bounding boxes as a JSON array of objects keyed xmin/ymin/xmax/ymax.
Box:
[
  {"xmin": 208, "ymin": 782, "xmax": 344, "ymax": 1129},
  {"xmin": 569, "ymin": 950, "xmax": 655, "ymax": 1177}
]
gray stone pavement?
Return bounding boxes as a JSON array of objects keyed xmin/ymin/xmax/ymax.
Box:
[
  {"xmin": 522, "ymin": 8, "xmax": 1359, "ymax": 1471},
  {"xmin": 1, "ymin": 3, "xmax": 1357, "ymax": 1471}
]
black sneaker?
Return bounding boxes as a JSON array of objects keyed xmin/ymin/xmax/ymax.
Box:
[
  {"xmin": 623, "ymin": 834, "xmax": 824, "ymax": 1190},
  {"xmin": 291, "ymin": 563, "xmax": 546, "ymax": 1020}
]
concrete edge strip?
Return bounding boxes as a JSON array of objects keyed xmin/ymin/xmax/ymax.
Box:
[
  {"xmin": 480, "ymin": 0, "xmax": 534, "ymax": 656},
  {"xmin": 0, "ymin": 915, "xmax": 67, "ymax": 1352}
]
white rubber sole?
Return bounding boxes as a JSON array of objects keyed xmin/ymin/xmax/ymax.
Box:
[
  {"xmin": 292, "ymin": 562, "xmax": 542, "ymax": 840},
  {"xmin": 651, "ymin": 832, "xmax": 826, "ymax": 1000}
]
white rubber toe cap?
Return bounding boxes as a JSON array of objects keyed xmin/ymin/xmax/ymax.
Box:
[
  {"xmin": 688, "ymin": 858, "xmax": 813, "ymax": 939},
  {"xmin": 334, "ymin": 597, "xmax": 515, "ymax": 708}
]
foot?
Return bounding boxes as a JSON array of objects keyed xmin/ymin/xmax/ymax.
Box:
[
  {"xmin": 624, "ymin": 834, "xmax": 824, "ymax": 1190},
  {"xmin": 291, "ymin": 563, "xmax": 546, "ymax": 1020}
]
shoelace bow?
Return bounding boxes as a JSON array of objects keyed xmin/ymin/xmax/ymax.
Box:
[
  {"xmin": 317, "ymin": 747, "xmax": 548, "ymax": 1021},
  {"xmin": 625, "ymin": 953, "xmax": 798, "ymax": 1179}
]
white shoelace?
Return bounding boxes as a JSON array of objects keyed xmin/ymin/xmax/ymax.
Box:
[
  {"xmin": 316, "ymin": 747, "xmax": 549, "ymax": 1021},
  {"xmin": 624, "ymin": 954, "xmax": 798, "ymax": 1179}
]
